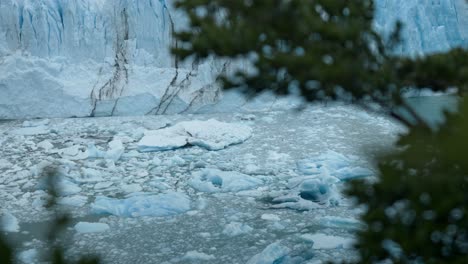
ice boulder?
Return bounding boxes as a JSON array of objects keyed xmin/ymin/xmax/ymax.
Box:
[
  {"xmin": 297, "ymin": 151, "xmax": 373, "ymax": 181},
  {"xmin": 271, "ymin": 173, "xmax": 341, "ymax": 209},
  {"xmin": 1, "ymin": 212, "xmax": 20, "ymax": 232},
  {"xmin": 138, "ymin": 119, "xmax": 252, "ymax": 152},
  {"xmin": 300, "ymin": 233, "xmax": 355, "ymax": 249},
  {"xmin": 317, "ymin": 216, "xmax": 364, "ymax": 230},
  {"xmin": 91, "ymin": 192, "xmax": 191, "ymax": 217},
  {"xmin": 247, "ymin": 241, "xmax": 290, "ymax": 264},
  {"xmin": 190, "ymin": 169, "xmax": 263, "ymax": 193},
  {"xmin": 222, "ymin": 222, "xmax": 254, "ymax": 237},
  {"xmin": 181, "ymin": 251, "xmax": 215, "ymax": 261}
]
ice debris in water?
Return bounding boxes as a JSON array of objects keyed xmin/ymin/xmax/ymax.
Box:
[
  {"xmin": 138, "ymin": 119, "xmax": 252, "ymax": 152},
  {"xmin": 87, "ymin": 138, "xmax": 125, "ymax": 161},
  {"xmin": 317, "ymin": 216, "xmax": 364, "ymax": 230},
  {"xmin": 270, "ymin": 151, "xmax": 374, "ymax": 210},
  {"xmin": 297, "ymin": 151, "xmax": 373, "ymax": 181},
  {"xmin": 300, "ymin": 233, "xmax": 355, "ymax": 249},
  {"xmin": 190, "ymin": 169, "xmax": 263, "ymax": 193},
  {"xmin": 222, "ymin": 221, "xmax": 254, "ymax": 237},
  {"xmin": 91, "ymin": 192, "xmax": 191, "ymax": 217},
  {"xmin": 1, "ymin": 212, "xmax": 20, "ymax": 232},
  {"xmin": 181, "ymin": 251, "xmax": 215, "ymax": 261},
  {"xmin": 247, "ymin": 241, "xmax": 290, "ymax": 264},
  {"xmin": 271, "ymin": 174, "xmax": 341, "ymax": 210},
  {"xmin": 18, "ymin": 249, "xmax": 38, "ymax": 264},
  {"xmin": 74, "ymin": 222, "xmax": 110, "ymax": 233},
  {"xmin": 36, "ymin": 176, "xmax": 82, "ymax": 197}
]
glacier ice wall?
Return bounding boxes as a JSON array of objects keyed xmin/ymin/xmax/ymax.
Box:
[
  {"xmin": 0, "ymin": 0, "xmax": 467, "ymax": 118},
  {"xmin": 374, "ymin": 0, "xmax": 468, "ymax": 55}
]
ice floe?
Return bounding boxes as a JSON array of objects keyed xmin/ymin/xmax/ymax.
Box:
[
  {"xmin": 91, "ymin": 192, "xmax": 191, "ymax": 217},
  {"xmin": 300, "ymin": 233, "xmax": 355, "ymax": 249},
  {"xmin": 317, "ymin": 216, "xmax": 364, "ymax": 230},
  {"xmin": 247, "ymin": 241, "xmax": 290, "ymax": 264},
  {"xmin": 58, "ymin": 195, "xmax": 88, "ymax": 207},
  {"xmin": 1, "ymin": 212, "xmax": 20, "ymax": 232},
  {"xmin": 17, "ymin": 249, "xmax": 38, "ymax": 263},
  {"xmin": 222, "ymin": 221, "xmax": 254, "ymax": 237},
  {"xmin": 190, "ymin": 169, "xmax": 263, "ymax": 193},
  {"xmin": 74, "ymin": 222, "xmax": 110, "ymax": 234},
  {"xmin": 297, "ymin": 151, "xmax": 373, "ymax": 181},
  {"xmin": 180, "ymin": 251, "xmax": 215, "ymax": 261},
  {"xmin": 138, "ymin": 119, "xmax": 252, "ymax": 152}
]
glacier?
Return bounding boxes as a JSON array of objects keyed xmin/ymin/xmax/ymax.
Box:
[{"xmin": 0, "ymin": 0, "xmax": 467, "ymax": 118}]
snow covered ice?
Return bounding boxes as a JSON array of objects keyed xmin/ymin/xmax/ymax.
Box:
[
  {"xmin": 91, "ymin": 192, "xmax": 191, "ymax": 217},
  {"xmin": 138, "ymin": 119, "xmax": 252, "ymax": 152}
]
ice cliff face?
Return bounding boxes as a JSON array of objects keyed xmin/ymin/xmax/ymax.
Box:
[
  {"xmin": 0, "ymin": 0, "xmax": 238, "ymax": 118},
  {"xmin": 0, "ymin": 0, "xmax": 467, "ymax": 119},
  {"xmin": 374, "ymin": 0, "xmax": 468, "ymax": 55}
]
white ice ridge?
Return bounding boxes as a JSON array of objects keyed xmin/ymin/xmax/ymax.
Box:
[
  {"xmin": 91, "ymin": 192, "xmax": 191, "ymax": 217},
  {"xmin": 138, "ymin": 119, "xmax": 253, "ymax": 151}
]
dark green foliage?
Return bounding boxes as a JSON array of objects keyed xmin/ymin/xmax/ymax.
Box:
[
  {"xmin": 0, "ymin": 168, "xmax": 100, "ymax": 264},
  {"xmin": 0, "ymin": 236, "xmax": 13, "ymax": 264},
  {"xmin": 347, "ymin": 100, "xmax": 468, "ymax": 263}
]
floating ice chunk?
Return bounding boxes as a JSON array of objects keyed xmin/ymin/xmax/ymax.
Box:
[
  {"xmin": 247, "ymin": 241, "xmax": 290, "ymax": 264},
  {"xmin": 317, "ymin": 216, "xmax": 364, "ymax": 230},
  {"xmin": 300, "ymin": 233, "xmax": 355, "ymax": 249},
  {"xmin": 182, "ymin": 119, "xmax": 252, "ymax": 150},
  {"xmin": 56, "ymin": 179, "xmax": 82, "ymax": 196},
  {"xmin": 11, "ymin": 125, "xmax": 49, "ymax": 135},
  {"xmin": 121, "ymin": 183, "xmax": 142, "ymax": 193},
  {"xmin": 18, "ymin": 249, "xmax": 38, "ymax": 263},
  {"xmin": 163, "ymin": 155, "xmax": 186, "ymax": 167},
  {"xmin": 76, "ymin": 168, "xmax": 105, "ymax": 183},
  {"xmin": 297, "ymin": 151, "xmax": 373, "ymax": 181},
  {"xmin": 0, "ymin": 159, "xmax": 13, "ymax": 169},
  {"xmin": 37, "ymin": 140, "xmax": 54, "ymax": 151},
  {"xmin": 296, "ymin": 176, "xmax": 340, "ymax": 203},
  {"xmin": 271, "ymin": 173, "xmax": 340, "ymax": 210},
  {"xmin": 222, "ymin": 222, "xmax": 253, "ymax": 237},
  {"xmin": 138, "ymin": 130, "xmax": 188, "ymax": 152},
  {"xmin": 91, "ymin": 192, "xmax": 191, "ymax": 217},
  {"xmin": 86, "ymin": 143, "xmax": 106, "ymax": 159},
  {"xmin": 57, "ymin": 195, "xmax": 88, "ymax": 207},
  {"xmin": 37, "ymin": 176, "xmax": 82, "ymax": 197},
  {"xmin": 190, "ymin": 169, "xmax": 263, "ymax": 193},
  {"xmin": 261, "ymin": 214, "xmax": 280, "ymax": 221},
  {"xmin": 181, "ymin": 251, "xmax": 215, "ymax": 261},
  {"xmin": 94, "ymin": 182, "xmax": 114, "ymax": 190},
  {"xmin": 1, "ymin": 212, "xmax": 20, "ymax": 232},
  {"xmin": 105, "ymin": 139, "xmax": 124, "ymax": 161},
  {"xmin": 138, "ymin": 119, "xmax": 252, "ymax": 152},
  {"xmin": 57, "ymin": 145, "xmax": 88, "ymax": 160},
  {"xmin": 74, "ymin": 222, "xmax": 110, "ymax": 233}
]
